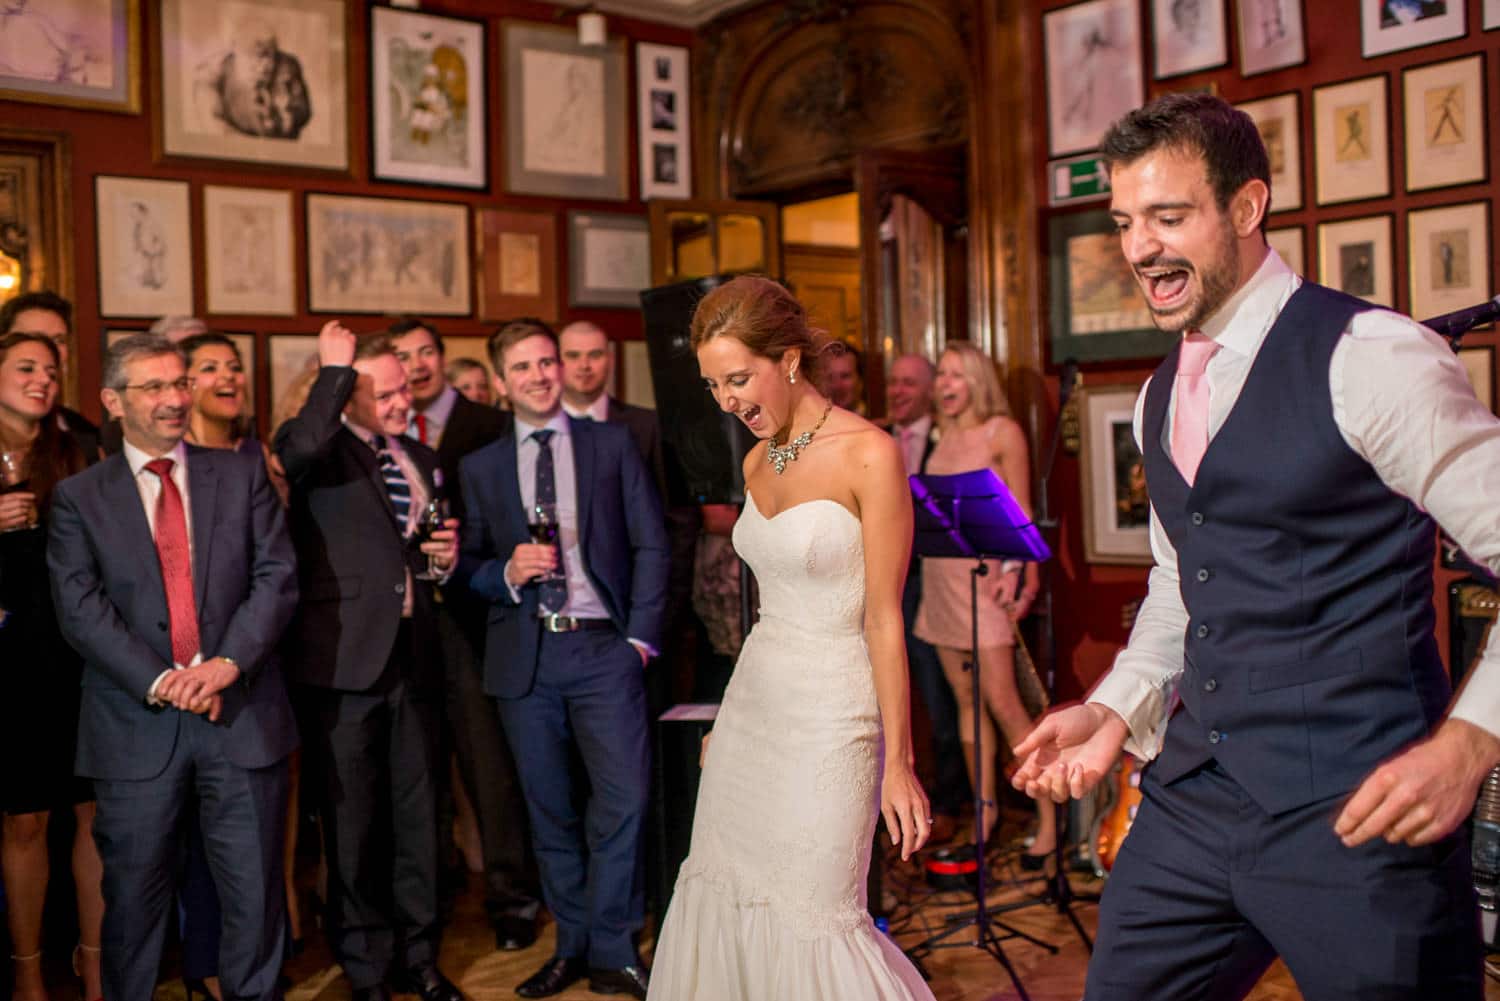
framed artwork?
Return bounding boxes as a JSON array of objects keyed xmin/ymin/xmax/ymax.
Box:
[
  {"xmin": 1152, "ymin": 0, "xmax": 1227, "ymax": 79},
  {"xmin": 1043, "ymin": 0, "xmax": 1145, "ymax": 158},
  {"xmin": 370, "ymin": 7, "xmax": 486, "ymax": 190},
  {"xmin": 1235, "ymin": 92, "xmax": 1302, "ymax": 212},
  {"xmin": 156, "ymin": 0, "xmax": 349, "ymax": 172},
  {"xmin": 1078, "ymin": 383, "xmax": 1153, "ymax": 565},
  {"xmin": 1048, "ymin": 210, "xmax": 1174, "ymax": 364},
  {"xmin": 268, "ymin": 334, "xmax": 319, "ymax": 422},
  {"xmin": 504, "ymin": 22, "xmax": 628, "ymax": 201},
  {"xmin": 567, "ymin": 212, "xmax": 650, "ymax": 309},
  {"xmin": 306, "ymin": 194, "xmax": 471, "ymax": 316},
  {"xmin": 1317, "ymin": 215, "xmax": 1394, "ymax": 308},
  {"xmin": 1402, "ymin": 54, "xmax": 1487, "ymax": 193},
  {"xmin": 1361, "ymin": 0, "xmax": 1465, "ymax": 58},
  {"xmin": 1235, "ymin": 0, "xmax": 1305, "ymax": 76},
  {"xmin": 1407, "ymin": 202, "xmax": 1490, "ymax": 326},
  {"xmin": 0, "ymin": 0, "xmax": 140, "ymax": 113},
  {"xmin": 1313, "ymin": 75, "xmax": 1390, "ymax": 207},
  {"xmin": 95, "ymin": 175, "xmax": 193, "ymax": 318},
  {"xmin": 637, "ymin": 42, "xmax": 691, "ymax": 200},
  {"xmin": 1458, "ymin": 346, "xmax": 1495, "ymax": 411},
  {"xmin": 108, "ymin": 327, "xmax": 257, "ymax": 414},
  {"xmin": 621, "ymin": 340, "xmax": 656, "ymax": 409},
  {"xmin": 475, "ymin": 209, "xmax": 559, "ymax": 323},
  {"xmin": 1487, "ymin": 0, "xmax": 1500, "ymax": 30},
  {"xmin": 202, "ymin": 186, "xmax": 295, "ymax": 316},
  {"xmin": 1267, "ymin": 226, "xmax": 1304, "ymax": 275}
]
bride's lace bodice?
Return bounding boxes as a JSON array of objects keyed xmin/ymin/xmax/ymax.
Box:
[{"xmin": 733, "ymin": 493, "xmax": 865, "ymax": 634}]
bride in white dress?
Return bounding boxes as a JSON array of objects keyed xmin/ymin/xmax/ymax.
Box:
[{"xmin": 648, "ymin": 276, "xmax": 935, "ymax": 1000}]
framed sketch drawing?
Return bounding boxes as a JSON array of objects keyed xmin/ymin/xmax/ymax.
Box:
[
  {"xmin": 568, "ymin": 212, "xmax": 650, "ymax": 309},
  {"xmin": 95, "ymin": 176, "xmax": 193, "ymax": 318},
  {"xmin": 1407, "ymin": 202, "xmax": 1490, "ymax": 326},
  {"xmin": 1267, "ymin": 226, "xmax": 1304, "ymax": 275},
  {"xmin": 1317, "ymin": 215, "xmax": 1394, "ymax": 308},
  {"xmin": 306, "ymin": 194, "xmax": 470, "ymax": 316},
  {"xmin": 1152, "ymin": 0, "xmax": 1227, "ymax": 79},
  {"xmin": 370, "ymin": 7, "xmax": 486, "ymax": 190},
  {"xmin": 1313, "ymin": 75, "xmax": 1390, "ymax": 207},
  {"xmin": 1487, "ymin": 0, "xmax": 1500, "ymax": 30},
  {"xmin": 1048, "ymin": 210, "xmax": 1173, "ymax": 364},
  {"xmin": 1235, "ymin": 92, "xmax": 1302, "ymax": 212},
  {"xmin": 156, "ymin": 0, "xmax": 349, "ymax": 172},
  {"xmin": 1235, "ymin": 0, "xmax": 1305, "ymax": 76},
  {"xmin": 1043, "ymin": 0, "xmax": 1145, "ymax": 158},
  {"xmin": 1458, "ymin": 346, "xmax": 1495, "ymax": 412},
  {"xmin": 504, "ymin": 22, "xmax": 627, "ymax": 201},
  {"xmin": 268, "ymin": 334, "xmax": 319, "ymax": 422},
  {"xmin": 0, "ymin": 0, "xmax": 140, "ymax": 112},
  {"xmin": 475, "ymin": 209, "xmax": 559, "ymax": 323},
  {"xmin": 1079, "ymin": 383, "xmax": 1152, "ymax": 565},
  {"xmin": 637, "ymin": 43, "xmax": 691, "ymax": 200},
  {"xmin": 202, "ymin": 185, "xmax": 295, "ymax": 316},
  {"xmin": 1361, "ymin": 0, "xmax": 1465, "ymax": 58},
  {"xmin": 1402, "ymin": 55, "xmax": 1487, "ymax": 193}
]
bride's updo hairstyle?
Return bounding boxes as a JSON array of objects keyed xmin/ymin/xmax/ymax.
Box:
[{"xmin": 690, "ymin": 275, "xmax": 836, "ymax": 383}]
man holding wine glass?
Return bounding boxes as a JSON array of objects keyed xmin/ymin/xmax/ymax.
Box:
[{"xmin": 274, "ymin": 322, "xmax": 467, "ymax": 1001}]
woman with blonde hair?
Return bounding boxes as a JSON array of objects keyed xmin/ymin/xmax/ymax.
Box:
[{"xmin": 914, "ymin": 340, "xmax": 1053, "ymax": 867}]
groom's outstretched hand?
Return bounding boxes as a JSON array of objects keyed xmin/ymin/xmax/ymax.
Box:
[{"xmin": 1011, "ymin": 702, "xmax": 1130, "ymax": 803}]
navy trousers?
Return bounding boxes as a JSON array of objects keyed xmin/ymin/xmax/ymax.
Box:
[
  {"xmin": 1087, "ymin": 760, "xmax": 1482, "ymax": 1001},
  {"xmin": 497, "ymin": 629, "xmax": 650, "ymax": 970}
]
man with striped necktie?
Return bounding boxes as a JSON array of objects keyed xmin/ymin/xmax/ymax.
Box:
[{"xmin": 274, "ymin": 322, "xmax": 465, "ymax": 1001}]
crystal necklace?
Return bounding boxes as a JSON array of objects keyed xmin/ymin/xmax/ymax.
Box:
[{"xmin": 766, "ymin": 403, "xmax": 833, "ymax": 475}]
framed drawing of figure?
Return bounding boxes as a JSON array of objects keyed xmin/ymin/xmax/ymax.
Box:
[
  {"xmin": 202, "ymin": 185, "xmax": 296, "ymax": 316},
  {"xmin": 1402, "ymin": 54, "xmax": 1487, "ymax": 193},
  {"xmin": 1235, "ymin": 91, "xmax": 1302, "ymax": 212},
  {"xmin": 1407, "ymin": 202, "xmax": 1490, "ymax": 326},
  {"xmin": 1078, "ymin": 382, "xmax": 1153, "ymax": 565},
  {"xmin": 0, "ymin": 0, "xmax": 141, "ymax": 113},
  {"xmin": 94, "ymin": 175, "xmax": 193, "ymax": 318},
  {"xmin": 1316, "ymin": 214, "xmax": 1394, "ymax": 309},
  {"xmin": 1043, "ymin": 0, "xmax": 1145, "ymax": 158},
  {"xmin": 305, "ymin": 193, "xmax": 470, "ymax": 316},
  {"xmin": 1312, "ymin": 75, "xmax": 1390, "ymax": 207}
]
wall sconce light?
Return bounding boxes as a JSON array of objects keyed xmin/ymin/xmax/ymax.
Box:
[
  {"xmin": 0, "ymin": 250, "xmax": 19, "ymax": 306},
  {"xmin": 578, "ymin": 7, "xmax": 607, "ymax": 47}
]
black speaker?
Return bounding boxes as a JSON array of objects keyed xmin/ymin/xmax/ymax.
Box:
[
  {"xmin": 651, "ymin": 704, "xmax": 719, "ymax": 933},
  {"xmin": 641, "ymin": 277, "xmax": 755, "ymax": 505}
]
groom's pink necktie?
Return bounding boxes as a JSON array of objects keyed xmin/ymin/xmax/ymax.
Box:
[{"xmin": 1170, "ymin": 332, "xmax": 1220, "ymax": 486}]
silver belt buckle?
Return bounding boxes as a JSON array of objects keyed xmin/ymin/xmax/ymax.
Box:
[{"xmin": 540, "ymin": 613, "xmax": 578, "ymax": 633}]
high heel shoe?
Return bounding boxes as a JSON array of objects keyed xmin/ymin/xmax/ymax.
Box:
[{"xmin": 72, "ymin": 943, "xmax": 104, "ymax": 1001}]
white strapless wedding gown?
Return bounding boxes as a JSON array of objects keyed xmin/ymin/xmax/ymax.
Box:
[{"xmin": 648, "ymin": 493, "xmax": 935, "ymax": 1000}]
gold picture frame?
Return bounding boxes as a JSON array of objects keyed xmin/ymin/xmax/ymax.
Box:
[{"xmin": 0, "ymin": 0, "xmax": 141, "ymax": 114}]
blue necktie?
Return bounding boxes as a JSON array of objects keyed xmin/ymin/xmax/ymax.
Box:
[
  {"xmin": 372, "ymin": 435, "xmax": 410, "ymax": 533},
  {"xmin": 532, "ymin": 429, "xmax": 567, "ymax": 613}
]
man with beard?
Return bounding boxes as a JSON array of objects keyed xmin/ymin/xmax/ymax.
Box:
[{"xmin": 1013, "ymin": 93, "xmax": 1500, "ymax": 1000}]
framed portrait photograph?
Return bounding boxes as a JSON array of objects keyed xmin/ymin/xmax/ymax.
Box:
[
  {"xmin": 0, "ymin": 0, "xmax": 140, "ymax": 113},
  {"xmin": 370, "ymin": 7, "xmax": 486, "ymax": 190},
  {"xmin": 1235, "ymin": 0, "xmax": 1305, "ymax": 76},
  {"xmin": 1267, "ymin": 226, "xmax": 1304, "ymax": 275},
  {"xmin": 268, "ymin": 334, "xmax": 319, "ymax": 423},
  {"xmin": 1407, "ymin": 201, "xmax": 1490, "ymax": 326},
  {"xmin": 1317, "ymin": 214, "xmax": 1394, "ymax": 308},
  {"xmin": 1151, "ymin": 0, "xmax": 1227, "ymax": 79},
  {"xmin": 156, "ymin": 0, "xmax": 349, "ymax": 172},
  {"xmin": 202, "ymin": 185, "xmax": 295, "ymax": 316},
  {"xmin": 1402, "ymin": 54, "xmax": 1487, "ymax": 193},
  {"xmin": 1235, "ymin": 92, "xmax": 1302, "ymax": 212},
  {"xmin": 1458, "ymin": 346, "xmax": 1495, "ymax": 411},
  {"xmin": 1078, "ymin": 383, "xmax": 1153, "ymax": 565},
  {"xmin": 637, "ymin": 42, "xmax": 691, "ymax": 200},
  {"xmin": 1043, "ymin": 0, "xmax": 1145, "ymax": 158},
  {"xmin": 1313, "ymin": 75, "xmax": 1390, "ymax": 207},
  {"xmin": 95, "ymin": 175, "xmax": 193, "ymax": 318},
  {"xmin": 475, "ymin": 208, "xmax": 559, "ymax": 323},
  {"xmin": 306, "ymin": 194, "xmax": 470, "ymax": 316},
  {"xmin": 1361, "ymin": 0, "xmax": 1465, "ymax": 58},
  {"xmin": 504, "ymin": 21, "xmax": 628, "ymax": 201},
  {"xmin": 1048, "ymin": 210, "xmax": 1174, "ymax": 364},
  {"xmin": 567, "ymin": 212, "xmax": 650, "ymax": 309}
]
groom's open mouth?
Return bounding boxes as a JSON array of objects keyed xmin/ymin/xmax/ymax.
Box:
[{"xmin": 1139, "ymin": 262, "xmax": 1193, "ymax": 311}]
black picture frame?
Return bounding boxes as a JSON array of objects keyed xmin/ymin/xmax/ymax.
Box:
[{"xmin": 1048, "ymin": 209, "xmax": 1175, "ymax": 364}]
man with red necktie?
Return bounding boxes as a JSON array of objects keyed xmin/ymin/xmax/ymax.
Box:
[{"xmin": 49, "ymin": 334, "xmax": 299, "ymax": 1001}]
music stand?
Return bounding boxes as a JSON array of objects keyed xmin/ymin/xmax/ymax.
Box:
[{"xmin": 903, "ymin": 469, "xmax": 1055, "ymax": 1001}]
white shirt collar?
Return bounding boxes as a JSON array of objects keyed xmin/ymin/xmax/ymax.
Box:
[
  {"xmin": 123, "ymin": 437, "xmax": 188, "ymax": 476},
  {"xmin": 1198, "ymin": 246, "xmax": 1299, "ymax": 360},
  {"xmin": 417, "ymin": 383, "xmax": 459, "ymax": 427},
  {"xmin": 896, "ymin": 414, "xmax": 933, "ymax": 438},
  {"xmin": 514, "ymin": 409, "xmax": 571, "ymax": 442},
  {"xmin": 562, "ymin": 393, "xmax": 611, "ymax": 423}
]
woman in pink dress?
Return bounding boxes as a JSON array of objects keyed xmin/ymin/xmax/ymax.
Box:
[{"xmin": 913, "ymin": 341, "xmax": 1054, "ymax": 865}]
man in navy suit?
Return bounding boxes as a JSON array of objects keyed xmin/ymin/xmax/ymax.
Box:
[
  {"xmin": 48, "ymin": 334, "xmax": 298, "ymax": 1001},
  {"xmin": 456, "ymin": 319, "xmax": 669, "ymax": 1000}
]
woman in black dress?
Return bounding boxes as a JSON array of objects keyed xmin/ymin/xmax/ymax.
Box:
[{"xmin": 0, "ymin": 332, "xmax": 101, "ymax": 1001}]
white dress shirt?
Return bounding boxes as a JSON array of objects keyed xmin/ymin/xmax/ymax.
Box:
[
  {"xmin": 562, "ymin": 393, "xmax": 611, "ymax": 423},
  {"xmin": 410, "ymin": 383, "xmax": 459, "ymax": 449},
  {"xmin": 894, "ymin": 415, "xmax": 934, "ymax": 476},
  {"xmin": 1091, "ymin": 248, "xmax": 1500, "ymax": 757},
  {"xmin": 124, "ymin": 439, "xmax": 202, "ymax": 696}
]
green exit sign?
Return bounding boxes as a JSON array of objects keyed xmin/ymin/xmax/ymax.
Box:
[{"xmin": 1049, "ymin": 155, "xmax": 1111, "ymax": 205}]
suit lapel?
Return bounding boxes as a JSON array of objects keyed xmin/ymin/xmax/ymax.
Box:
[
  {"xmin": 497, "ymin": 433, "xmax": 528, "ymax": 539},
  {"xmin": 570, "ymin": 417, "xmax": 595, "ymax": 546},
  {"xmin": 103, "ymin": 455, "xmax": 161, "ymax": 588},
  {"xmin": 346, "ymin": 427, "xmax": 401, "ymax": 529},
  {"xmin": 186, "ymin": 448, "xmax": 217, "ymax": 614}
]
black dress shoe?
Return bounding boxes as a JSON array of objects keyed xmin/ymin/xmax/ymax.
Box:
[
  {"xmin": 588, "ymin": 964, "xmax": 649, "ymax": 999},
  {"xmin": 516, "ymin": 955, "xmax": 586, "ymax": 998},
  {"xmin": 493, "ymin": 913, "xmax": 538, "ymax": 951},
  {"xmin": 391, "ymin": 964, "xmax": 465, "ymax": 1001},
  {"xmin": 351, "ymin": 986, "xmax": 392, "ymax": 1001}
]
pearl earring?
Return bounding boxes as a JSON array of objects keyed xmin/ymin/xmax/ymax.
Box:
[{"xmin": 789, "ymin": 368, "xmax": 797, "ymax": 384}]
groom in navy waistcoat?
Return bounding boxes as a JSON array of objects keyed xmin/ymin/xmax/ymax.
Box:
[
  {"xmin": 1013, "ymin": 93, "xmax": 1500, "ymax": 1000},
  {"xmin": 455, "ymin": 318, "xmax": 669, "ymax": 1000}
]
